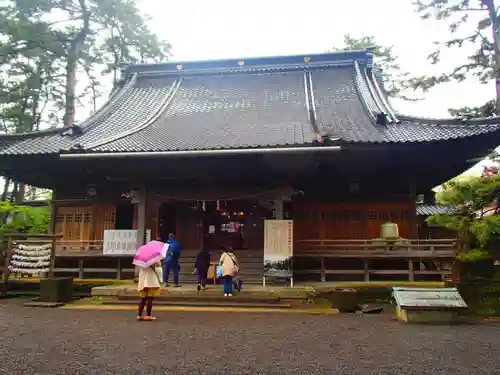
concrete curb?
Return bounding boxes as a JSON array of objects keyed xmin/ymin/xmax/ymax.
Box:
[{"xmin": 59, "ymin": 304, "xmax": 338, "ymax": 314}]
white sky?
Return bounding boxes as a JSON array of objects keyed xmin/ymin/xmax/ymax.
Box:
[{"xmin": 140, "ymin": 0, "xmax": 494, "ymax": 119}]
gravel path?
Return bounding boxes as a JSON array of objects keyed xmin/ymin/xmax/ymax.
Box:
[{"xmin": 1, "ymin": 301, "xmax": 499, "ymax": 375}]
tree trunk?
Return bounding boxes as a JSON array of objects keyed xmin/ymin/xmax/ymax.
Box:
[
  {"xmin": 64, "ymin": 0, "xmax": 90, "ymax": 126},
  {"xmin": 64, "ymin": 56, "xmax": 78, "ymax": 126},
  {"xmin": 15, "ymin": 182, "xmax": 25, "ymax": 203},
  {"xmin": 484, "ymin": 0, "xmax": 500, "ymax": 114},
  {"xmin": 10, "ymin": 181, "xmax": 18, "ymax": 202},
  {"xmin": 1, "ymin": 178, "xmax": 10, "ymax": 201}
]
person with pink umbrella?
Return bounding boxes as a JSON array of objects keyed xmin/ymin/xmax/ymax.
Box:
[{"xmin": 133, "ymin": 240, "xmax": 169, "ymax": 321}]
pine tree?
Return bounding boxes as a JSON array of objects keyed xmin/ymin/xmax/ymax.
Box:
[
  {"xmin": 335, "ymin": 34, "xmax": 416, "ymax": 100},
  {"xmin": 428, "ymin": 173, "xmax": 500, "ymax": 260},
  {"xmin": 413, "ymin": 1, "xmax": 500, "ymax": 116}
]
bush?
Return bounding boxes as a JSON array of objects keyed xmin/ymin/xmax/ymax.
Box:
[{"xmin": 0, "ymin": 201, "xmax": 50, "ymax": 238}]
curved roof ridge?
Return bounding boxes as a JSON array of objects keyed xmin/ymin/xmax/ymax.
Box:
[
  {"xmin": 83, "ymin": 78, "xmax": 182, "ymax": 150},
  {"xmin": 353, "ymin": 60, "xmax": 378, "ymax": 121},
  {"xmin": 397, "ymin": 114, "xmax": 500, "ymax": 125},
  {"xmin": 0, "ymin": 73, "xmax": 138, "ymax": 141},
  {"xmin": 0, "ymin": 127, "xmax": 62, "ymax": 139},
  {"xmin": 367, "ymin": 68, "xmax": 398, "ymax": 122},
  {"xmin": 125, "ymin": 49, "xmax": 372, "ymax": 77},
  {"xmin": 76, "ymin": 73, "xmax": 138, "ymax": 133}
]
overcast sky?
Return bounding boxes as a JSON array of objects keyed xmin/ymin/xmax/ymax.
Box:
[{"xmin": 140, "ymin": 0, "xmax": 493, "ymax": 119}]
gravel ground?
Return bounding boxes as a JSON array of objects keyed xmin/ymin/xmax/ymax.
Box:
[{"xmin": 1, "ymin": 300, "xmax": 499, "ymax": 375}]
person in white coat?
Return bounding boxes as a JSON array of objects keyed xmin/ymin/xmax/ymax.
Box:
[
  {"xmin": 219, "ymin": 248, "xmax": 239, "ymax": 296},
  {"xmin": 136, "ymin": 261, "xmax": 162, "ymax": 321}
]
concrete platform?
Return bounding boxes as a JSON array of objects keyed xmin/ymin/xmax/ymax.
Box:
[
  {"xmin": 91, "ymin": 283, "xmax": 314, "ymax": 300},
  {"xmin": 91, "ymin": 281, "xmax": 445, "ymax": 301}
]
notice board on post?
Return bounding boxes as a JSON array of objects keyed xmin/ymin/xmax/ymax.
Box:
[{"xmin": 263, "ymin": 220, "xmax": 294, "ymax": 283}]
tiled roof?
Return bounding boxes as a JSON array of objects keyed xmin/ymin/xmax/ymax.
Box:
[
  {"xmin": 92, "ymin": 71, "xmax": 314, "ymax": 152},
  {"xmin": 1, "ymin": 49, "xmax": 500, "ymax": 156},
  {"xmin": 416, "ymin": 205, "xmax": 456, "ymax": 216},
  {"xmin": 311, "ymin": 67, "xmax": 500, "ymax": 143}
]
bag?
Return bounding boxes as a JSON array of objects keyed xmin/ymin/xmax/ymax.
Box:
[
  {"xmin": 216, "ymin": 265, "xmax": 223, "ymax": 278},
  {"xmin": 151, "ymin": 265, "xmax": 163, "ymax": 285},
  {"xmin": 227, "ymin": 252, "xmax": 240, "ymax": 273}
]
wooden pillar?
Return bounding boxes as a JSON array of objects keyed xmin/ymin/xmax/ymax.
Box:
[
  {"xmin": 49, "ymin": 235, "xmax": 57, "ymax": 278},
  {"xmin": 48, "ymin": 189, "xmax": 58, "ymax": 235},
  {"xmin": 273, "ymin": 198, "xmax": 284, "ymax": 220},
  {"xmin": 409, "ymin": 182, "xmax": 418, "ymax": 238},
  {"xmin": 320, "ymin": 257, "xmax": 326, "ymax": 282},
  {"xmin": 136, "ymin": 188, "xmax": 148, "ymax": 248}
]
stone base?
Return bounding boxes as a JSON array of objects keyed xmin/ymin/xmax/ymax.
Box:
[
  {"xmin": 396, "ymin": 305, "xmax": 462, "ymax": 324},
  {"xmin": 23, "ymin": 301, "xmax": 65, "ymax": 308},
  {"xmin": 40, "ymin": 277, "xmax": 73, "ymax": 303}
]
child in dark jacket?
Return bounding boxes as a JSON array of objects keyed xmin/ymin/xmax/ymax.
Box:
[{"xmin": 194, "ymin": 248, "xmax": 211, "ymax": 291}]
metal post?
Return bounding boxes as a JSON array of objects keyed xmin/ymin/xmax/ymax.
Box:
[
  {"xmin": 116, "ymin": 258, "xmax": 122, "ymax": 280},
  {"xmin": 408, "ymin": 260, "xmax": 414, "ymax": 282},
  {"xmin": 364, "ymin": 259, "xmax": 370, "ymax": 282},
  {"xmin": 78, "ymin": 259, "xmax": 84, "ymax": 279}
]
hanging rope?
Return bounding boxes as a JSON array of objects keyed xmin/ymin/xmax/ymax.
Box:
[
  {"xmin": 8, "ymin": 243, "xmax": 52, "ymax": 275},
  {"xmin": 151, "ymin": 186, "xmax": 297, "ymax": 202}
]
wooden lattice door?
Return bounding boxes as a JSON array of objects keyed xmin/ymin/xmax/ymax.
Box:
[{"xmin": 55, "ymin": 206, "xmax": 93, "ymax": 241}]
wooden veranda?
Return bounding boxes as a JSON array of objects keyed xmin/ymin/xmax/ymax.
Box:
[{"xmin": 51, "ymin": 238, "xmax": 457, "ymax": 283}]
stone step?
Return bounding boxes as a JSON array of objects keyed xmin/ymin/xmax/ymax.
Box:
[
  {"xmin": 116, "ymin": 294, "xmax": 281, "ymax": 303},
  {"xmin": 102, "ymin": 299, "xmax": 292, "ymax": 309}
]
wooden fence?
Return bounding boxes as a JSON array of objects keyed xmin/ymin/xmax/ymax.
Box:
[
  {"xmin": 54, "ymin": 242, "xmax": 264, "ymax": 283},
  {"xmin": 293, "ymin": 239, "xmax": 457, "ymax": 282}
]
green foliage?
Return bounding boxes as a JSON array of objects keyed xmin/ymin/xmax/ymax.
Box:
[
  {"xmin": 456, "ymin": 248, "xmax": 491, "ymax": 261},
  {"xmin": 334, "ymin": 34, "xmax": 416, "ymax": 101},
  {"xmin": 0, "ymin": 201, "xmax": 50, "ymax": 237},
  {"xmin": 412, "ymin": 0, "xmax": 500, "ymax": 115},
  {"xmin": 428, "ymin": 173, "xmax": 500, "ymax": 259},
  {"xmin": 448, "ymin": 99, "xmax": 496, "ymax": 118},
  {"xmin": 0, "ymin": 0, "xmax": 171, "ymax": 132}
]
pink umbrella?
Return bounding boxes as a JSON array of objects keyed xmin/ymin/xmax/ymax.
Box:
[{"xmin": 133, "ymin": 240, "xmax": 170, "ymax": 268}]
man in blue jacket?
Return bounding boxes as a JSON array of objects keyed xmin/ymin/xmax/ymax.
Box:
[{"xmin": 163, "ymin": 232, "xmax": 182, "ymax": 287}]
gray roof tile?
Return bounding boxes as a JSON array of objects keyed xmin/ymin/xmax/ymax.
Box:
[
  {"xmin": 416, "ymin": 205, "xmax": 456, "ymax": 216},
  {"xmin": 1, "ymin": 49, "xmax": 500, "ymax": 156},
  {"xmin": 311, "ymin": 67, "xmax": 500, "ymax": 143},
  {"xmin": 92, "ymin": 71, "xmax": 314, "ymax": 152}
]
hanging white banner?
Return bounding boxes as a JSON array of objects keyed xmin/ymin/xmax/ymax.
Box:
[{"xmin": 264, "ymin": 220, "xmax": 293, "ymax": 278}]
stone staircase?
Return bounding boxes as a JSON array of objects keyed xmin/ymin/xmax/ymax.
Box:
[
  {"xmin": 175, "ymin": 249, "xmax": 264, "ymax": 285},
  {"xmin": 92, "ymin": 283, "xmax": 313, "ymax": 310},
  {"xmin": 102, "ymin": 294, "xmax": 293, "ymax": 309}
]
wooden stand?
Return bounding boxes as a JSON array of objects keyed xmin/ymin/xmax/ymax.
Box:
[{"xmin": 1, "ymin": 233, "xmax": 63, "ymax": 298}]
